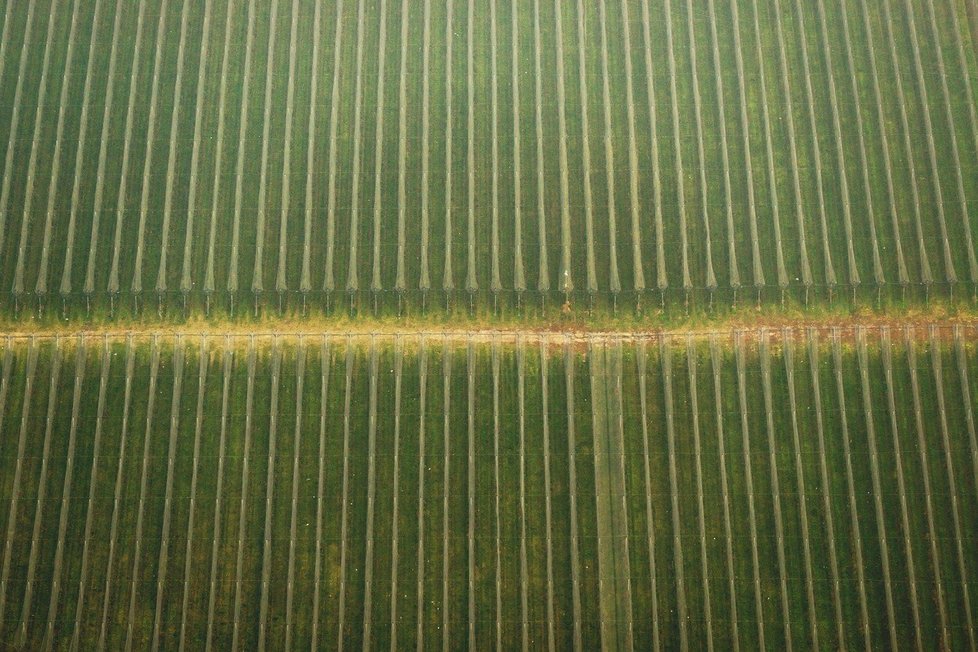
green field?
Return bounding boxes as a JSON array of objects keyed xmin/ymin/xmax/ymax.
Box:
[
  {"xmin": 0, "ymin": 0, "xmax": 977, "ymax": 320},
  {"xmin": 0, "ymin": 328, "xmax": 975, "ymax": 648}
]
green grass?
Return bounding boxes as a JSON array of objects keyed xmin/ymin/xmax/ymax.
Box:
[
  {"xmin": 0, "ymin": 329, "xmax": 975, "ymax": 646},
  {"xmin": 0, "ymin": 0, "xmax": 977, "ymax": 322}
]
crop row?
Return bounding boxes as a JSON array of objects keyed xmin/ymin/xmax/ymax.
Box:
[
  {"xmin": 0, "ymin": 327, "xmax": 975, "ymax": 647},
  {"xmin": 0, "ymin": 0, "xmax": 976, "ymax": 319}
]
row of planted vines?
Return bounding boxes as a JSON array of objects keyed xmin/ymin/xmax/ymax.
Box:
[
  {"xmin": 0, "ymin": 0, "xmax": 977, "ymax": 319},
  {"xmin": 0, "ymin": 327, "xmax": 974, "ymax": 648}
]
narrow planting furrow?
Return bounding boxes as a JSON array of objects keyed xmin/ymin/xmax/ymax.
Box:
[
  {"xmin": 758, "ymin": 332, "xmax": 792, "ymax": 651},
  {"xmin": 96, "ymin": 337, "xmax": 135, "ymax": 651},
  {"xmin": 15, "ymin": 341, "xmax": 64, "ymax": 647},
  {"xmin": 921, "ymin": 0, "xmax": 978, "ymax": 283},
  {"xmin": 854, "ymin": 328, "xmax": 898, "ymax": 649},
  {"xmin": 323, "ymin": 0, "xmax": 346, "ymax": 293},
  {"xmin": 767, "ymin": 0, "xmax": 813, "ymax": 289},
  {"xmin": 539, "ymin": 342, "xmax": 556, "ymax": 650},
  {"xmin": 310, "ymin": 337, "xmax": 331, "ymax": 648},
  {"xmin": 829, "ymin": 331, "xmax": 871, "ymax": 649},
  {"xmin": 276, "ymin": 0, "xmax": 301, "ymax": 296},
  {"xmin": 204, "ymin": 341, "xmax": 234, "ymax": 652},
  {"xmin": 395, "ymin": 0, "xmax": 409, "ymax": 293},
  {"xmin": 597, "ymin": 0, "xmax": 621, "ymax": 295},
  {"xmin": 573, "ymin": 0, "xmax": 597, "ymax": 294},
  {"xmin": 230, "ymin": 339, "xmax": 258, "ymax": 649},
  {"xmin": 69, "ymin": 339, "xmax": 111, "ymax": 652},
  {"xmin": 467, "ymin": 343, "xmax": 477, "ymax": 648},
  {"xmin": 387, "ymin": 338, "xmax": 403, "ymax": 651},
  {"xmin": 122, "ymin": 337, "xmax": 161, "ymax": 651},
  {"xmin": 41, "ymin": 339, "xmax": 87, "ymax": 648},
  {"xmin": 805, "ymin": 330, "xmax": 850, "ymax": 649},
  {"xmin": 301, "ymin": 1, "xmax": 323, "ymax": 294},
  {"xmin": 899, "ymin": 0, "xmax": 957, "ymax": 284},
  {"xmin": 0, "ymin": 339, "xmax": 38, "ymax": 631},
  {"xmin": 0, "ymin": 339, "xmax": 11, "ymax": 449},
  {"xmin": 12, "ymin": 0, "xmax": 63, "ymax": 298},
  {"xmin": 725, "ymin": 0, "xmax": 765, "ymax": 288},
  {"xmin": 664, "ymin": 0, "xmax": 693, "ymax": 291},
  {"xmin": 638, "ymin": 0, "xmax": 667, "ymax": 291},
  {"xmin": 79, "ymin": 0, "xmax": 123, "ymax": 297},
  {"xmin": 180, "ymin": 0, "xmax": 214, "ymax": 296},
  {"xmin": 790, "ymin": 0, "xmax": 838, "ymax": 288},
  {"xmin": 737, "ymin": 0, "xmax": 788, "ymax": 289},
  {"xmin": 880, "ymin": 329, "xmax": 924, "ymax": 650},
  {"xmin": 151, "ymin": 339, "xmax": 187, "ymax": 652},
  {"xmin": 257, "ymin": 340, "xmax": 283, "ymax": 651},
  {"xmin": 928, "ymin": 327, "xmax": 976, "ymax": 649},
  {"xmin": 127, "ymin": 3, "xmax": 171, "ymax": 296},
  {"xmin": 227, "ymin": 0, "xmax": 259, "ymax": 295},
  {"xmin": 84, "ymin": 0, "xmax": 133, "ymax": 297},
  {"xmin": 0, "ymin": 0, "xmax": 16, "ymax": 193},
  {"xmin": 813, "ymin": 0, "xmax": 861, "ymax": 288},
  {"xmin": 685, "ymin": 337, "xmax": 713, "ymax": 651},
  {"xmin": 879, "ymin": 0, "xmax": 931, "ymax": 284},
  {"xmin": 490, "ymin": 0, "xmax": 501, "ymax": 295},
  {"xmin": 465, "ymin": 0, "xmax": 477, "ymax": 296},
  {"xmin": 178, "ymin": 336, "xmax": 209, "ymax": 652},
  {"xmin": 693, "ymin": 0, "xmax": 725, "ymax": 291},
  {"xmin": 637, "ymin": 343, "xmax": 662, "ymax": 651},
  {"xmin": 781, "ymin": 332, "xmax": 819, "ymax": 649},
  {"xmin": 443, "ymin": 0, "xmax": 455, "ymax": 295},
  {"xmin": 361, "ymin": 341, "xmax": 379, "ymax": 648},
  {"xmin": 370, "ymin": 0, "xmax": 390, "ymax": 296},
  {"xmin": 734, "ymin": 332, "xmax": 766, "ymax": 650},
  {"xmin": 517, "ymin": 339, "xmax": 530, "ymax": 650},
  {"xmin": 533, "ymin": 0, "xmax": 550, "ymax": 293},
  {"xmin": 564, "ymin": 340, "xmax": 583, "ymax": 651},
  {"xmin": 441, "ymin": 341, "xmax": 453, "ymax": 650},
  {"xmin": 253, "ymin": 0, "xmax": 282, "ymax": 296},
  {"xmin": 419, "ymin": 0, "xmax": 431, "ymax": 293},
  {"xmin": 414, "ymin": 337, "xmax": 428, "ymax": 650},
  {"xmin": 203, "ymin": 0, "xmax": 237, "ymax": 298},
  {"xmin": 620, "ymin": 1, "xmax": 645, "ymax": 294},
  {"xmin": 0, "ymin": 0, "xmax": 38, "ymax": 256},
  {"xmin": 709, "ymin": 335, "xmax": 739, "ymax": 651},
  {"xmin": 904, "ymin": 328, "xmax": 950, "ymax": 646},
  {"xmin": 336, "ymin": 342, "xmax": 354, "ymax": 650},
  {"xmin": 492, "ymin": 340, "xmax": 503, "ymax": 650},
  {"xmin": 35, "ymin": 0, "xmax": 85, "ymax": 296},
  {"xmin": 661, "ymin": 340, "xmax": 689, "ymax": 648},
  {"xmin": 156, "ymin": 0, "xmax": 194, "ymax": 295},
  {"xmin": 835, "ymin": 1, "xmax": 885, "ymax": 286},
  {"xmin": 859, "ymin": 0, "xmax": 909, "ymax": 286},
  {"xmin": 946, "ymin": 0, "xmax": 978, "ymax": 274},
  {"xmin": 553, "ymin": 0, "xmax": 571, "ymax": 294},
  {"xmin": 284, "ymin": 340, "xmax": 306, "ymax": 650},
  {"xmin": 954, "ymin": 326, "xmax": 978, "ymax": 508},
  {"xmin": 609, "ymin": 344, "xmax": 635, "ymax": 649}
]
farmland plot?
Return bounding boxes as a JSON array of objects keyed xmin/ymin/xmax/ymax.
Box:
[
  {"xmin": 0, "ymin": 0, "xmax": 976, "ymax": 320},
  {"xmin": 0, "ymin": 328, "xmax": 973, "ymax": 647}
]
